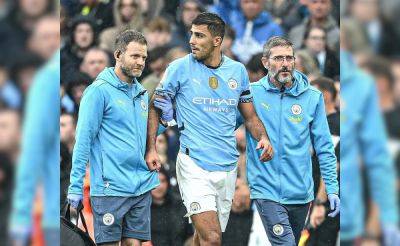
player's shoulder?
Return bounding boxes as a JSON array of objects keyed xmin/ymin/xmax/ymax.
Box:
[
  {"xmin": 167, "ymin": 54, "xmax": 192, "ymax": 70},
  {"xmin": 250, "ymin": 80, "xmax": 263, "ymax": 87},
  {"xmin": 223, "ymin": 55, "xmax": 246, "ymax": 71},
  {"xmin": 84, "ymin": 79, "xmax": 108, "ymax": 96},
  {"xmin": 90, "ymin": 79, "xmax": 108, "ymax": 89}
]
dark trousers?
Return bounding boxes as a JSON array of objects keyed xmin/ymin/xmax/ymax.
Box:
[{"xmin": 255, "ymin": 199, "xmax": 310, "ymax": 245}]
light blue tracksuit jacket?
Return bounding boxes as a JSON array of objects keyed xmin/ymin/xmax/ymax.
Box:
[
  {"xmin": 68, "ymin": 67, "xmax": 159, "ymax": 197},
  {"xmin": 340, "ymin": 51, "xmax": 399, "ymax": 240},
  {"xmin": 246, "ymin": 70, "xmax": 339, "ymax": 204}
]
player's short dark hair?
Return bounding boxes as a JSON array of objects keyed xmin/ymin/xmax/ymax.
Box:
[
  {"xmin": 262, "ymin": 36, "xmax": 293, "ymax": 58},
  {"xmin": 115, "ymin": 30, "xmax": 147, "ymax": 54},
  {"xmin": 311, "ymin": 77, "xmax": 337, "ymax": 101},
  {"xmin": 192, "ymin": 12, "xmax": 225, "ymax": 39}
]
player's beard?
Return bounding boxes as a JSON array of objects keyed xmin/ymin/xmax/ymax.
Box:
[
  {"xmin": 193, "ymin": 44, "xmax": 214, "ymax": 61},
  {"xmin": 269, "ymin": 66, "xmax": 293, "ymax": 84},
  {"xmin": 120, "ymin": 61, "xmax": 142, "ymax": 80},
  {"xmin": 120, "ymin": 64, "xmax": 135, "ymax": 81}
]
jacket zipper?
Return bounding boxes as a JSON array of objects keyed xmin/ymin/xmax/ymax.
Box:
[
  {"xmin": 132, "ymin": 88, "xmax": 145, "ymax": 194},
  {"xmin": 278, "ymin": 86, "xmax": 285, "ymax": 202}
]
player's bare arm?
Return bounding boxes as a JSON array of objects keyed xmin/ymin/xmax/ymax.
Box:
[
  {"xmin": 145, "ymin": 94, "xmax": 162, "ymax": 171},
  {"xmin": 238, "ymin": 101, "xmax": 273, "ymax": 162}
]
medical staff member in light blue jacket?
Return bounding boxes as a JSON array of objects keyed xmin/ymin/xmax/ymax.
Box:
[
  {"xmin": 340, "ymin": 38, "xmax": 399, "ymax": 245},
  {"xmin": 67, "ymin": 30, "xmax": 159, "ymax": 245},
  {"xmin": 9, "ymin": 50, "xmax": 60, "ymax": 246},
  {"xmin": 246, "ymin": 36, "xmax": 340, "ymax": 245}
]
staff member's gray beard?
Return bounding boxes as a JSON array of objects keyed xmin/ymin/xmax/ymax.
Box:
[{"xmin": 269, "ymin": 70, "xmax": 293, "ymax": 84}]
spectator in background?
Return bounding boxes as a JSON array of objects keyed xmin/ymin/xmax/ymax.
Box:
[
  {"xmin": 0, "ymin": 61, "xmax": 22, "ymax": 110},
  {"xmin": 171, "ymin": 0, "xmax": 205, "ymax": 51},
  {"xmin": 222, "ymin": 178, "xmax": 253, "ymax": 246},
  {"xmin": 264, "ymin": 0, "xmax": 310, "ymax": 32},
  {"xmin": 229, "ymin": 0, "xmax": 284, "ymax": 63},
  {"xmin": 70, "ymin": 0, "xmax": 114, "ymax": 32},
  {"xmin": 0, "ymin": 0, "xmax": 54, "ymax": 61},
  {"xmin": 295, "ymin": 49, "xmax": 321, "ymax": 81},
  {"xmin": 61, "ymin": 15, "xmax": 97, "ymax": 80},
  {"xmin": 60, "ymin": 142, "xmax": 72, "ymax": 213},
  {"xmin": 303, "ymin": 26, "xmax": 339, "ymax": 79},
  {"xmin": 142, "ymin": 46, "xmax": 187, "ymax": 98},
  {"xmin": 151, "ymin": 167, "xmax": 192, "ymax": 246},
  {"xmin": 360, "ymin": 58, "xmax": 400, "ymax": 196},
  {"xmin": 0, "ymin": 108, "xmax": 21, "ymax": 163},
  {"xmin": 289, "ymin": 0, "xmax": 339, "ymax": 52},
  {"xmin": 221, "ymin": 25, "xmax": 238, "ymax": 61},
  {"xmin": 141, "ymin": 45, "xmax": 171, "ymax": 98},
  {"xmin": 0, "ymin": 149, "xmax": 14, "ymax": 246},
  {"xmin": 60, "ymin": 112, "xmax": 76, "ymax": 154},
  {"xmin": 391, "ymin": 58, "xmax": 400, "ymax": 106},
  {"xmin": 246, "ymin": 52, "xmax": 267, "ymax": 83},
  {"xmin": 348, "ymin": 0, "xmax": 400, "ymax": 57},
  {"xmin": 99, "ymin": 0, "xmax": 144, "ymax": 53},
  {"xmin": 0, "ymin": 0, "xmax": 11, "ymax": 20},
  {"xmin": 80, "ymin": 47, "xmax": 111, "ymax": 80},
  {"xmin": 140, "ymin": 0, "xmax": 167, "ymax": 25},
  {"xmin": 62, "ymin": 72, "xmax": 91, "ymax": 113},
  {"xmin": 28, "ymin": 15, "xmax": 60, "ymax": 61},
  {"xmin": 361, "ymin": 57, "xmax": 400, "ymax": 140},
  {"xmin": 144, "ymin": 17, "xmax": 173, "ymax": 51},
  {"xmin": 9, "ymin": 52, "xmax": 42, "ymax": 99},
  {"xmin": 60, "ymin": 4, "xmax": 68, "ymax": 48}
]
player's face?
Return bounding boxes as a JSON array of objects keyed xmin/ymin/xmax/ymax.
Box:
[
  {"xmin": 262, "ymin": 46, "xmax": 295, "ymax": 84},
  {"xmin": 117, "ymin": 41, "xmax": 147, "ymax": 79},
  {"xmin": 189, "ymin": 24, "xmax": 215, "ymax": 61}
]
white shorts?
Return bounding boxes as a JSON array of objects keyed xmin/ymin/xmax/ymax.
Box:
[{"xmin": 176, "ymin": 152, "xmax": 237, "ymax": 232}]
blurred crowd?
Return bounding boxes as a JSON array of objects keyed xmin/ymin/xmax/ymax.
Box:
[{"xmin": 0, "ymin": 0, "xmax": 398, "ymax": 245}]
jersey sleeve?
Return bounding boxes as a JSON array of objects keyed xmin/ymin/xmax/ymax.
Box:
[
  {"xmin": 154, "ymin": 63, "xmax": 181, "ymax": 99},
  {"xmin": 239, "ymin": 65, "xmax": 253, "ymax": 103}
]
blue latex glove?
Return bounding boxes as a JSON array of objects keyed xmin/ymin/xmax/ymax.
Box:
[
  {"xmin": 327, "ymin": 193, "xmax": 340, "ymax": 217},
  {"xmin": 383, "ymin": 224, "xmax": 400, "ymax": 246},
  {"xmin": 154, "ymin": 96, "xmax": 174, "ymax": 122},
  {"xmin": 9, "ymin": 224, "xmax": 31, "ymax": 246},
  {"xmin": 67, "ymin": 193, "xmax": 83, "ymax": 209}
]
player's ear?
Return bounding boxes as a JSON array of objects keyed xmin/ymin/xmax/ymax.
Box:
[
  {"xmin": 114, "ymin": 50, "xmax": 122, "ymax": 61},
  {"xmin": 261, "ymin": 56, "xmax": 269, "ymax": 69},
  {"xmin": 214, "ymin": 36, "xmax": 222, "ymax": 47}
]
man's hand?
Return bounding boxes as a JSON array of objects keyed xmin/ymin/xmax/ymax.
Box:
[
  {"xmin": 67, "ymin": 193, "xmax": 83, "ymax": 209},
  {"xmin": 310, "ymin": 204, "xmax": 326, "ymax": 228},
  {"xmin": 327, "ymin": 193, "xmax": 340, "ymax": 217},
  {"xmin": 154, "ymin": 96, "xmax": 173, "ymax": 122},
  {"xmin": 256, "ymin": 137, "xmax": 273, "ymax": 162},
  {"xmin": 145, "ymin": 149, "xmax": 161, "ymax": 171}
]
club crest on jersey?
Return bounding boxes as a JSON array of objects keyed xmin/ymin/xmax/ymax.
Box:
[
  {"xmin": 190, "ymin": 202, "xmax": 201, "ymax": 212},
  {"xmin": 291, "ymin": 104, "xmax": 302, "ymax": 115},
  {"xmin": 209, "ymin": 76, "xmax": 218, "ymax": 89},
  {"xmin": 228, "ymin": 78, "xmax": 238, "ymax": 90},
  {"xmin": 103, "ymin": 213, "xmax": 114, "ymax": 226},
  {"xmin": 140, "ymin": 99, "xmax": 147, "ymax": 111},
  {"xmin": 273, "ymin": 224, "xmax": 284, "ymax": 236}
]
